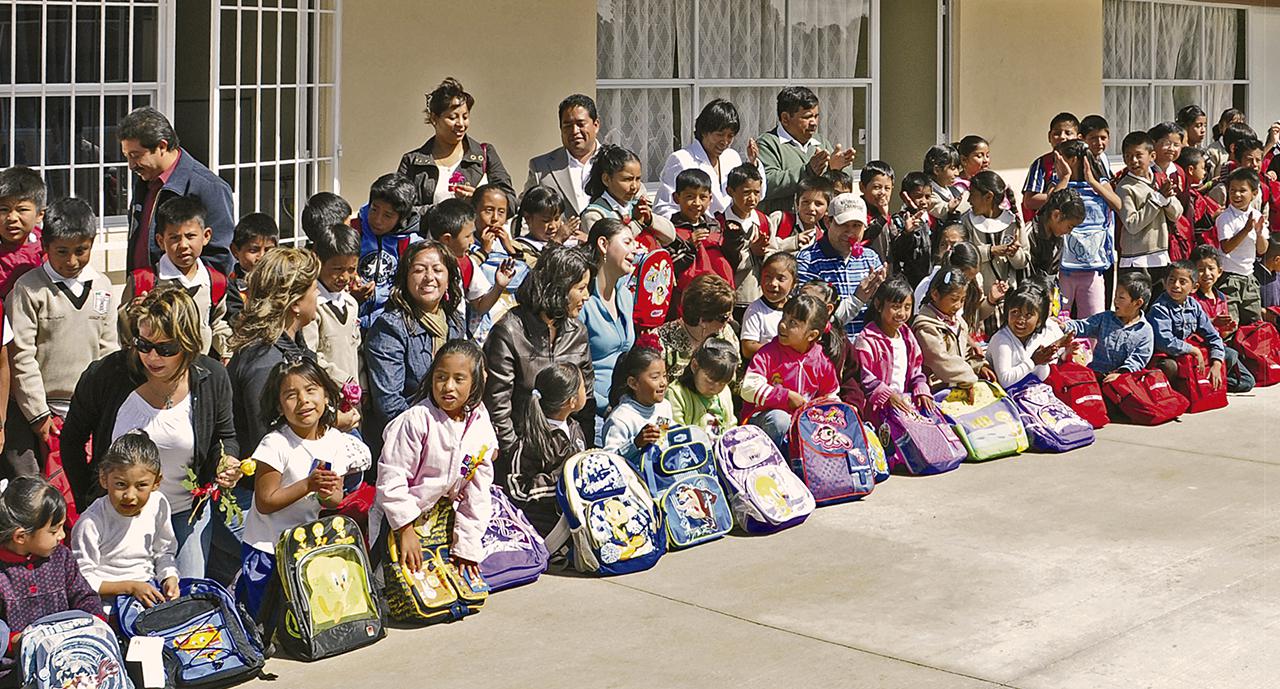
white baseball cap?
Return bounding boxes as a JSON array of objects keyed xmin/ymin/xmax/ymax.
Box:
[{"xmin": 829, "ymin": 193, "xmax": 867, "ymax": 226}]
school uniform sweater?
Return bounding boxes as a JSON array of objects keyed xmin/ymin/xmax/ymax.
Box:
[
  {"xmin": 756, "ymin": 128, "xmax": 838, "ymax": 214},
  {"xmin": 911, "ymin": 303, "xmax": 987, "ymax": 390},
  {"xmin": 70, "ymin": 493, "xmax": 180, "ymax": 593},
  {"xmin": 5, "ymin": 263, "xmax": 118, "ymax": 423},
  {"xmin": 739, "ymin": 340, "xmax": 839, "ymax": 422},
  {"xmin": 302, "ymin": 282, "xmax": 362, "ymax": 385},
  {"xmin": 0, "ymin": 545, "xmax": 103, "ymax": 673},
  {"xmin": 1116, "ymin": 173, "xmax": 1183, "ymax": 260},
  {"xmin": 667, "ymin": 380, "xmax": 737, "ymax": 436},
  {"xmin": 127, "ymin": 256, "xmax": 232, "ymax": 356},
  {"xmin": 985, "ymin": 321, "xmax": 1066, "ymax": 389}
]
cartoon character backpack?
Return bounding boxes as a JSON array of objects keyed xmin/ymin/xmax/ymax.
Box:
[
  {"xmin": 881, "ymin": 406, "xmax": 967, "ymax": 476},
  {"xmin": 713, "ymin": 424, "xmax": 815, "ymax": 534},
  {"xmin": 1004, "ymin": 375, "xmax": 1095, "ymax": 452},
  {"xmin": 934, "ymin": 382, "xmax": 1029, "ymax": 461},
  {"xmin": 863, "ymin": 422, "xmax": 889, "ymax": 482},
  {"xmin": 636, "ymin": 425, "xmax": 734, "ymax": 548},
  {"xmin": 554, "ymin": 449, "xmax": 666, "ymax": 575},
  {"xmin": 787, "ymin": 400, "xmax": 877, "ymax": 505},
  {"xmin": 20, "ymin": 611, "xmax": 132, "ymax": 689},
  {"xmin": 273, "ymin": 515, "xmax": 385, "ymax": 660},
  {"xmin": 385, "ymin": 499, "xmax": 490, "ymax": 625},
  {"xmin": 118, "ymin": 578, "xmax": 265, "ymax": 688},
  {"xmin": 632, "ymin": 248, "xmax": 674, "ymax": 331},
  {"xmin": 478, "ymin": 485, "xmax": 549, "ymax": 592}
]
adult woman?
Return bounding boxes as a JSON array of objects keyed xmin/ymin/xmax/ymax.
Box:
[
  {"xmin": 61, "ymin": 287, "xmax": 239, "ymax": 578},
  {"xmin": 654, "ymin": 99, "xmax": 762, "ymax": 217},
  {"xmin": 485, "ymin": 245, "xmax": 596, "ymax": 479},
  {"xmin": 579, "ymin": 219, "xmax": 638, "ymax": 420},
  {"xmin": 365, "ymin": 240, "xmax": 467, "ymax": 444},
  {"xmin": 398, "ymin": 77, "xmax": 514, "ymax": 218},
  {"xmin": 655, "ymin": 274, "xmax": 740, "ymax": 383}
]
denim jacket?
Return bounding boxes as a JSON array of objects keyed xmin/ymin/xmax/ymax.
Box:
[
  {"xmin": 1065, "ymin": 311, "xmax": 1154, "ymax": 375},
  {"xmin": 1146, "ymin": 293, "xmax": 1225, "ymax": 361},
  {"xmin": 364, "ymin": 307, "xmax": 466, "ymax": 442}
]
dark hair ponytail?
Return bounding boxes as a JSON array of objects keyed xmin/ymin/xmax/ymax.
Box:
[
  {"xmin": 797, "ymin": 281, "xmax": 845, "ymax": 369},
  {"xmin": 584, "ymin": 145, "xmax": 640, "ymax": 199},
  {"xmin": 514, "ymin": 363, "xmax": 583, "ymax": 475},
  {"xmin": 0, "ymin": 477, "xmax": 66, "ymax": 543}
]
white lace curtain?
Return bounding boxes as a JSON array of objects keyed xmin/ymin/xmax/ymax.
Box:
[{"xmin": 596, "ymin": 0, "xmax": 868, "ymax": 180}]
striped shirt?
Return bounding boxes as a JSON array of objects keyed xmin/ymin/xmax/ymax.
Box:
[{"xmin": 796, "ymin": 236, "xmax": 882, "ymax": 336}]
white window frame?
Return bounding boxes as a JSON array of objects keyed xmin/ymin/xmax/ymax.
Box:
[
  {"xmin": 596, "ymin": 0, "xmax": 880, "ymax": 185},
  {"xmin": 207, "ymin": 0, "xmax": 340, "ymax": 245}
]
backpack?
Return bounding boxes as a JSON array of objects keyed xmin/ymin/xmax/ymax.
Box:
[
  {"xmin": 20, "ymin": 611, "xmax": 133, "ymax": 689},
  {"xmin": 131, "ymin": 267, "xmax": 229, "ymax": 312},
  {"xmin": 478, "ymin": 486, "xmax": 549, "ymax": 592},
  {"xmin": 555, "ymin": 449, "xmax": 665, "ymax": 575},
  {"xmin": 786, "ymin": 400, "xmax": 877, "ymax": 505},
  {"xmin": 1061, "ymin": 184, "xmax": 1115, "ymax": 272},
  {"xmin": 636, "ymin": 425, "xmax": 734, "ymax": 548},
  {"xmin": 1101, "ymin": 368, "xmax": 1189, "ymax": 425},
  {"xmin": 632, "ymin": 248, "xmax": 674, "ymax": 331},
  {"xmin": 712, "ymin": 424, "xmax": 815, "ymax": 534},
  {"xmin": 39, "ymin": 419, "xmax": 80, "ymax": 529},
  {"xmin": 1169, "ymin": 338, "xmax": 1227, "ymax": 414},
  {"xmin": 384, "ymin": 500, "xmax": 489, "ymax": 625},
  {"xmin": 934, "ymin": 382, "xmax": 1029, "ymax": 462},
  {"xmin": 880, "ymin": 406, "xmax": 967, "ymax": 476},
  {"xmin": 863, "ymin": 421, "xmax": 889, "ymax": 482},
  {"xmin": 1234, "ymin": 321, "xmax": 1280, "ymax": 387},
  {"xmin": 1046, "ymin": 361, "xmax": 1110, "ymax": 428},
  {"xmin": 1004, "ymin": 375, "xmax": 1096, "ymax": 452},
  {"xmin": 118, "ymin": 578, "xmax": 265, "ymax": 688},
  {"xmin": 273, "ymin": 515, "xmax": 385, "ymax": 660}
]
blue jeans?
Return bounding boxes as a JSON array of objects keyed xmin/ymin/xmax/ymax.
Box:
[
  {"xmin": 170, "ymin": 485, "xmax": 251, "ymax": 585},
  {"xmin": 748, "ymin": 410, "xmax": 792, "ymax": 455},
  {"xmin": 1225, "ymin": 346, "xmax": 1255, "ymax": 393}
]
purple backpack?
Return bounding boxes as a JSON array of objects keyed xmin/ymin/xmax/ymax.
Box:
[
  {"xmin": 713, "ymin": 425, "xmax": 815, "ymax": 533},
  {"xmin": 787, "ymin": 400, "xmax": 877, "ymax": 505},
  {"xmin": 1005, "ymin": 375, "xmax": 1095, "ymax": 452},
  {"xmin": 882, "ymin": 406, "xmax": 967, "ymax": 475},
  {"xmin": 478, "ymin": 486, "xmax": 549, "ymax": 592}
]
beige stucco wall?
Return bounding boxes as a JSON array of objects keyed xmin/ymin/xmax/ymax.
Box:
[
  {"xmin": 879, "ymin": 0, "xmax": 941, "ymax": 184},
  {"xmin": 950, "ymin": 0, "xmax": 1104, "ymax": 190},
  {"xmin": 337, "ymin": 0, "xmax": 597, "ymax": 203}
]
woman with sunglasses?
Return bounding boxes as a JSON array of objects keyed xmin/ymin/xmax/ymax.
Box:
[
  {"xmin": 61, "ymin": 286, "xmax": 240, "ymax": 581},
  {"xmin": 654, "ymin": 273, "xmax": 740, "ymax": 384}
]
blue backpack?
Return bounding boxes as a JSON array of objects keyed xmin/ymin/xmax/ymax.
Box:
[
  {"xmin": 478, "ymin": 486, "xmax": 549, "ymax": 592},
  {"xmin": 1005, "ymin": 375, "xmax": 1095, "ymax": 452},
  {"xmin": 637, "ymin": 425, "xmax": 734, "ymax": 549},
  {"xmin": 20, "ymin": 611, "xmax": 133, "ymax": 689},
  {"xmin": 118, "ymin": 578, "xmax": 265, "ymax": 688},
  {"xmin": 787, "ymin": 400, "xmax": 877, "ymax": 505},
  {"xmin": 1061, "ymin": 181, "xmax": 1114, "ymax": 272},
  {"xmin": 555, "ymin": 449, "xmax": 666, "ymax": 575}
]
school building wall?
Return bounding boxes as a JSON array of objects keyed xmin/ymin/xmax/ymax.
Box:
[
  {"xmin": 336, "ymin": 0, "xmax": 598, "ymax": 203},
  {"xmin": 879, "ymin": 0, "xmax": 942, "ymax": 184},
  {"xmin": 1249, "ymin": 5, "xmax": 1280, "ymax": 129}
]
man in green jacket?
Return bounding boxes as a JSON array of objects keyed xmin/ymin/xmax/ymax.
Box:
[{"xmin": 757, "ymin": 86, "xmax": 857, "ymax": 214}]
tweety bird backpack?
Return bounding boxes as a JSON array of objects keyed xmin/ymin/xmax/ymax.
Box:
[
  {"xmin": 636, "ymin": 425, "xmax": 734, "ymax": 548},
  {"xmin": 385, "ymin": 498, "xmax": 490, "ymax": 625},
  {"xmin": 713, "ymin": 424, "xmax": 815, "ymax": 534},
  {"xmin": 273, "ymin": 515, "xmax": 385, "ymax": 661},
  {"xmin": 787, "ymin": 400, "xmax": 877, "ymax": 505},
  {"xmin": 934, "ymin": 382, "xmax": 1030, "ymax": 461},
  {"xmin": 552, "ymin": 449, "xmax": 666, "ymax": 575}
]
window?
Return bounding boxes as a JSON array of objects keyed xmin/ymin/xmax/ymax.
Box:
[
  {"xmin": 0, "ymin": 0, "xmax": 166, "ymax": 224},
  {"xmin": 1103, "ymin": 0, "xmax": 1247, "ymax": 153},
  {"xmin": 596, "ymin": 0, "xmax": 877, "ymax": 182},
  {"xmin": 211, "ymin": 0, "xmax": 339, "ymax": 244}
]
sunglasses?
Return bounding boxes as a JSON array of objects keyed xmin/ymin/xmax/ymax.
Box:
[{"xmin": 134, "ymin": 336, "xmax": 182, "ymax": 357}]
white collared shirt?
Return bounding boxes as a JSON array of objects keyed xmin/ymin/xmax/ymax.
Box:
[
  {"xmin": 567, "ymin": 144, "xmax": 597, "ymax": 213},
  {"xmin": 316, "ymin": 280, "xmax": 348, "ymax": 307},
  {"xmin": 157, "ymin": 254, "xmax": 210, "ymax": 290},
  {"xmin": 723, "ymin": 204, "xmax": 760, "ymax": 234},
  {"xmin": 777, "ymin": 124, "xmax": 816, "ymax": 156},
  {"xmin": 42, "ymin": 260, "xmax": 98, "ymax": 299},
  {"xmin": 602, "ymin": 191, "xmax": 632, "ymax": 217},
  {"xmin": 654, "ymin": 139, "xmax": 765, "ymax": 218}
]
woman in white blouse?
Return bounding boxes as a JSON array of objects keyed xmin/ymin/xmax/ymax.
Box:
[{"xmin": 654, "ymin": 99, "xmax": 764, "ymax": 218}]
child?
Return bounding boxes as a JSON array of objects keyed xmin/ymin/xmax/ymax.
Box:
[
  {"xmin": 924, "ymin": 144, "xmax": 965, "ymax": 221},
  {"xmin": 239, "ymin": 358, "xmax": 372, "ymax": 616},
  {"xmin": 740, "ymin": 252, "xmax": 797, "ymax": 361},
  {"xmin": 962, "ymin": 171, "xmax": 1025, "ymax": 326},
  {"xmin": 860, "ymin": 160, "xmax": 896, "ymax": 261},
  {"xmin": 302, "ymin": 222, "xmax": 362, "ymax": 386},
  {"xmin": 5, "ymin": 198, "xmax": 118, "ymax": 479},
  {"xmin": 796, "ymin": 193, "xmax": 887, "ymax": 336},
  {"xmin": 1190, "ymin": 245, "xmax": 1255, "ymax": 392},
  {"xmin": 740, "ymin": 295, "xmax": 839, "ymax": 452},
  {"xmin": 800, "ymin": 280, "xmax": 871, "ymax": 411},
  {"xmin": 1215, "ymin": 168, "xmax": 1269, "ymax": 324},
  {"xmin": 1061, "ymin": 272, "xmax": 1154, "ymax": 383},
  {"xmin": 916, "ymin": 239, "xmax": 993, "ymax": 333},
  {"xmin": 1148, "ymin": 121, "xmax": 1187, "ymax": 183},
  {"xmin": 956, "ymin": 135, "xmax": 991, "ymax": 192},
  {"xmin": 1080, "ymin": 114, "xmax": 1113, "ymax": 176},
  {"xmin": 123, "ymin": 196, "xmax": 233, "ymax": 357},
  {"xmin": 0, "ymin": 477, "xmax": 102, "ymax": 682},
  {"xmin": 986, "ymin": 284, "xmax": 1070, "ymax": 389},
  {"xmin": 1147, "ymin": 261, "xmax": 1227, "ymax": 391},
  {"xmin": 1116, "ymin": 131, "xmax": 1183, "ymax": 287},
  {"xmin": 513, "ymin": 185, "xmax": 574, "ymax": 266},
  {"xmin": 355, "ymin": 173, "xmax": 422, "ymax": 330},
  {"xmin": 601, "ymin": 337, "xmax": 674, "ymax": 464},
  {"xmin": 580, "ymin": 144, "xmax": 676, "ymax": 251},
  {"xmin": 0, "ymin": 167, "xmax": 46, "ymax": 299},
  {"xmin": 911, "ymin": 268, "xmax": 994, "ymax": 392},
  {"xmin": 472, "ymin": 183, "xmax": 525, "ymax": 339},
  {"xmin": 1207, "ymin": 108, "xmax": 1247, "ymax": 179},
  {"xmin": 427, "ymin": 197, "xmax": 514, "ymax": 321},
  {"xmin": 377, "ymin": 340, "xmax": 495, "ymax": 580},
  {"xmin": 765, "ymin": 176, "xmax": 832, "ymax": 257},
  {"xmin": 1022, "ymin": 112, "xmax": 1080, "ymax": 221},
  {"xmin": 228, "ymin": 213, "xmax": 278, "ymax": 299},
  {"xmin": 854, "ymin": 278, "xmax": 936, "ymax": 424},
  {"xmin": 1026, "ymin": 187, "xmax": 1086, "ymax": 283},
  {"xmin": 719, "ymin": 164, "xmax": 770, "ymax": 319},
  {"xmin": 70, "ymin": 431, "xmax": 179, "ymax": 609},
  {"xmin": 668, "ymin": 169, "xmax": 743, "ymax": 315},
  {"xmin": 302, "ymin": 191, "xmax": 352, "ymax": 241},
  {"xmin": 1176, "ymin": 147, "xmax": 1222, "ymax": 247},
  {"xmin": 667, "ymin": 337, "xmax": 739, "ymax": 437},
  {"xmin": 508, "ymin": 363, "xmax": 586, "ymax": 537},
  {"xmin": 1176, "ymin": 105, "xmax": 1209, "ymax": 157},
  {"xmin": 886, "ymin": 171, "xmax": 937, "ymax": 287},
  {"xmin": 1211, "ymin": 137, "xmax": 1280, "ymax": 233},
  {"xmin": 823, "ymin": 169, "xmax": 854, "ymax": 194},
  {"xmin": 1255, "ymin": 243, "xmax": 1280, "ymax": 314}
]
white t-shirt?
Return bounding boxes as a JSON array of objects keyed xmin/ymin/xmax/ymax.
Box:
[
  {"xmin": 242, "ymin": 426, "xmax": 372, "ymax": 553},
  {"xmin": 112, "ymin": 392, "xmax": 196, "ymax": 513},
  {"xmin": 70, "ymin": 491, "xmax": 180, "ymax": 592},
  {"xmin": 432, "ymin": 160, "xmax": 461, "ymax": 205},
  {"xmin": 465, "ymin": 255, "xmax": 493, "ymax": 301},
  {"xmin": 1217, "ymin": 205, "xmax": 1262, "ymax": 275},
  {"xmin": 889, "ymin": 335, "xmax": 908, "ymax": 393},
  {"xmin": 741, "ymin": 298, "xmax": 785, "ymax": 345},
  {"xmin": 1, "ymin": 315, "xmax": 11, "ymax": 346}
]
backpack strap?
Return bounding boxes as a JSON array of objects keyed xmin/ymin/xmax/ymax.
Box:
[
  {"xmin": 130, "ymin": 267, "xmax": 157, "ymax": 298},
  {"xmin": 776, "ymin": 211, "xmax": 794, "ymax": 240},
  {"xmin": 543, "ymin": 514, "xmax": 571, "ymax": 555},
  {"xmin": 208, "ymin": 266, "xmax": 228, "ymax": 306}
]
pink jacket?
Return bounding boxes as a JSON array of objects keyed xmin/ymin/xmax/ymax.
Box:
[
  {"xmin": 375, "ymin": 399, "xmax": 497, "ymax": 562},
  {"xmin": 853, "ymin": 321, "xmax": 931, "ymax": 411},
  {"xmin": 739, "ymin": 339, "xmax": 838, "ymax": 421}
]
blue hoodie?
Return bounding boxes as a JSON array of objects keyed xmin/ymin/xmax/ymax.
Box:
[{"xmin": 356, "ymin": 203, "xmax": 421, "ymax": 330}]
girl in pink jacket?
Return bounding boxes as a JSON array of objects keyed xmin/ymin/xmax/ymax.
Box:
[
  {"xmin": 375, "ymin": 340, "xmax": 497, "ymax": 582},
  {"xmin": 853, "ymin": 278, "xmax": 938, "ymax": 427}
]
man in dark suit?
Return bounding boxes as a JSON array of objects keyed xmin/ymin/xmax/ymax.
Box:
[
  {"xmin": 525, "ymin": 94, "xmax": 601, "ymax": 219},
  {"xmin": 119, "ymin": 107, "xmax": 236, "ymax": 274}
]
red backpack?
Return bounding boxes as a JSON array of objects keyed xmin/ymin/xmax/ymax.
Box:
[
  {"xmin": 131, "ymin": 265, "xmax": 229, "ymax": 311},
  {"xmin": 1046, "ymin": 361, "xmax": 1110, "ymax": 429},
  {"xmin": 1234, "ymin": 321, "xmax": 1280, "ymax": 387},
  {"xmin": 632, "ymin": 248, "xmax": 674, "ymax": 331},
  {"xmin": 670, "ymin": 224, "xmax": 735, "ymax": 319},
  {"xmin": 1100, "ymin": 368, "xmax": 1188, "ymax": 425},
  {"xmin": 1169, "ymin": 337, "xmax": 1227, "ymax": 414}
]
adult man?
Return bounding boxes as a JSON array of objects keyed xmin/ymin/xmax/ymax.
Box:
[
  {"xmin": 526, "ymin": 94, "xmax": 601, "ymax": 218},
  {"xmin": 119, "ymin": 107, "xmax": 235, "ymax": 274},
  {"xmin": 757, "ymin": 86, "xmax": 857, "ymax": 214}
]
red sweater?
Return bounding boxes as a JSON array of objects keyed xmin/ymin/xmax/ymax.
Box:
[{"xmin": 0, "ymin": 229, "xmax": 44, "ymax": 299}]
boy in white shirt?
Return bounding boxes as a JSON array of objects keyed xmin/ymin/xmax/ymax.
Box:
[{"xmin": 1216, "ymin": 167, "xmax": 1269, "ymax": 324}]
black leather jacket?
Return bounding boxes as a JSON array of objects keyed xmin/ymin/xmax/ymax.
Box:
[{"xmin": 397, "ymin": 135, "xmax": 514, "ymax": 219}]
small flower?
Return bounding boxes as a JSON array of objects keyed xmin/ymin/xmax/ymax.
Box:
[
  {"xmin": 239, "ymin": 459, "xmax": 257, "ymax": 477},
  {"xmin": 339, "ymin": 381, "xmax": 364, "ymax": 413}
]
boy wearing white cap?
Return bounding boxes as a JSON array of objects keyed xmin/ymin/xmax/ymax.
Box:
[{"xmin": 795, "ymin": 193, "xmax": 888, "ymax": 336}]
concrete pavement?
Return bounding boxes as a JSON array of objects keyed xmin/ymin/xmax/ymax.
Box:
[{"xmin": 254, "ymin": 387, "xmax": 1279, "ymax": 689}]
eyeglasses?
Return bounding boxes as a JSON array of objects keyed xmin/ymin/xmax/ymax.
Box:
[
  {"xmin": 706, "ymin": 313, "xmax": 731, "ymax": 325},
  {"xmin": 134, "ymin": 336, "xmax": 182, "ymax": 357}
]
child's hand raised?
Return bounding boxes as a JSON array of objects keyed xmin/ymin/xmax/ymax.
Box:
[
  {"xmin": 494, "ymin": 258, "xmax": 517, "ymax": 290},
  {"xmin": 989, "ymin": 280, "xmax": 1010, "ymax": 303},
  {"xmin": 635, "ymin": 196, "xmax": 654, "ymax": 227},
  {"xmin": 557, "ymin": 216, "xmax": 582, "ymax": 245},
  {"xmin": 634, "ymin": 423, "xmax": 662, "ymax": 450},
  {"xmin": 747, "ymin": 137, "xmax": 760, "ymax": 166},
  {"xmin": 307, "ymin": 466, "xmax": 341, "ymax": 496},
  {"xmin": 1158, "ymin": 175, "xmax": 1176, "ymax": 197},
  {"xmin": 397, "ymin": 523, "xmax": 424, "ymax": 573},
  {"xmin": 1031, "ymin": 343, "xmax": 1060, "ymax": 365},
  {"xmin": 1054, "ymin": 151, "xmax": 1072, "ymax": 182},
  {"xmin": 350, "ymin": 277, "xmax": 375, "ymax": 302}
]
